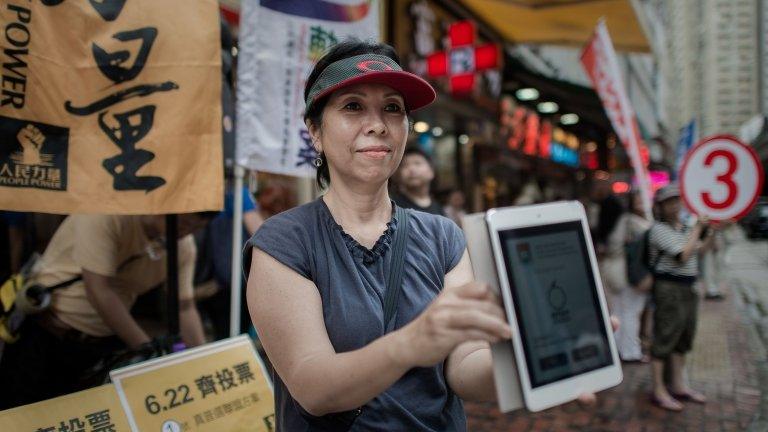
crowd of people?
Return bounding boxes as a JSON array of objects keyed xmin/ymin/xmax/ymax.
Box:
[{"xmin": 0, "ymin": 39, "xmax": 727, "ymax": 429}]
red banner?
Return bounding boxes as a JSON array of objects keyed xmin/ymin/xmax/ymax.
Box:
[{"xmin": 581, "ymin": 20, "xmax": 652, "ymax": 218}]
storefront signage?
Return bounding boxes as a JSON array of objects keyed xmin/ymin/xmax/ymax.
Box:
[
  {"xmin": 410, "ymin": 0, "xmax": 436, "ymax": 57},
  {"xmin": 500, "ymin": 99, "xmax": 580, "ymax": 167},
  {"xmin": 110, "ymin": 336, "xmax": 274, "ymax": 432},
  {"xmin": 551, "ymin": 143, "xmax": 578, "ymax": 167},
  {"xmin": 0, "ymin": 384, "xmax": 130, "ymax": 431},
  {"xmin": 426, "ymin": 20, "xmax": 499, "ymax": 94}
]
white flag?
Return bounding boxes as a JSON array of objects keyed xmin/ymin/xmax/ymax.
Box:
[{"xmin": 236, "ymin": 0, "xmax": 381, "ymax": 177}]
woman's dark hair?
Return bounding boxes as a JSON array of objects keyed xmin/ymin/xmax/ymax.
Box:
[
  {"xmin": 304, "ymin": 39, "xmax": 402, "ymax": 189},
  {"xmin": 401, "ymin": 146, "xmax": 433, "ymax": 167},
  {"xmin": 595, "ymin": 194, "xmax": 624, "ymax": 245}
]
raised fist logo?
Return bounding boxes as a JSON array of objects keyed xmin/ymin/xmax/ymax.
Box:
[{"xmin": 17, "ymin": 124, "xmax": 45, "ymax": 166}]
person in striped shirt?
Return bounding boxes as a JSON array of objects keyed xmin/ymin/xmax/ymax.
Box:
[{"xmin": 647, "ymin": 184, "xmax": 714, "ymax": 411}]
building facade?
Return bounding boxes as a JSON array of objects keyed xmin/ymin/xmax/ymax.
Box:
[{"xmin": 655, "ymin": 0, "xmax": 761, "ymax": 140}]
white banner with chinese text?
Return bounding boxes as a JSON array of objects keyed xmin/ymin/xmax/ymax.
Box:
[{"xmin": 236, "ymin": 0, "xmax": 380, "ymax": 177}]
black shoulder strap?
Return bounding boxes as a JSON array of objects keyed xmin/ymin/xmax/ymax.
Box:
[
  {"xmin": 383, "ymin": 205, "xmax": 410, "ymax": 332},
  {"xmin": 44, "ymin": 250, "xmax": 146, "ymax": 293},
  {"xmin": 648, "ymin": 224, "xmax": 664, "ymax": 273}
]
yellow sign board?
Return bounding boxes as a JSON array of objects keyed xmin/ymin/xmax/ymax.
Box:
[
  {"xmin": 0, "ymin": 384, "xmax": 131, "ymax": 431},
  {"xmin": 110, "ymin": 336, "xmax": 275, "ymax": 432},
  {"xmin": 0, "ymin": 0, "xmax": 223, "ymax": 214}
]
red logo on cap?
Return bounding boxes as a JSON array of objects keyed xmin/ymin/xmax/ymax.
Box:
[{"xmin": 356, "ymin": 60, "xmax": 393, "ymax": 73}]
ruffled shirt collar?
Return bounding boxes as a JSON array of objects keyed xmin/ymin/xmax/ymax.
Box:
[{"xmin": 318, "ymin": 198, "xmax": 398, "ymax": 265}]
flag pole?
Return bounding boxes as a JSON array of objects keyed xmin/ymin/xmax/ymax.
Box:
[{"xmin": 229, "ymin": 164, "xmax": 245, "ymax": 337}]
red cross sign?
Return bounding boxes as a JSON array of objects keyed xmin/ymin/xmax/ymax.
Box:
[{"xmin": 426, "ymin": 20, "xmax": 499, "ymax": 94}]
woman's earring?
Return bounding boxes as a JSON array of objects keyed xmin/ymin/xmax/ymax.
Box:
[{"xmin": 313, "ymin": 156, "xmax": 323, "ymax": 167}]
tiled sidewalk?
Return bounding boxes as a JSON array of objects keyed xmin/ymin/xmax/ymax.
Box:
[{"xmin": 465, "ymin": 236, "xmax": 765, "ymax": 431}]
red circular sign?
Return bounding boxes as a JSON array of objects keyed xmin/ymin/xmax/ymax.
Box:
[{"xmin": 679, "ymin": 135, "xmax": 764, "ymax": 221}]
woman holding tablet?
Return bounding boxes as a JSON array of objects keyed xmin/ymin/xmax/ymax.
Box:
[
  {"xmin": 243, "ymin": 40, "xmax": 513, "ymax": 430},
  {"xmin": 244, "ymin": 40, "xmax": 611, "ymax": 430}
]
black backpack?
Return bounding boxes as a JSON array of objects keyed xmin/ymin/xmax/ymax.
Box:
[{"xmin": 624, "ymin": 226, "xmax": 660, "ymax": 291}]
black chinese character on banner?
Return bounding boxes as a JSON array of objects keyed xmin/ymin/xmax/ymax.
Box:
[
  {"xmin": 98, "ymin": 105, "xmax": 166, "ymax": 191},
  {"xmin": 57, "ymin": 417, "xmax": 86, "ymax": 432},
  {"xmin": 296, "ymin": 129, "xmax": 318, "ymax": 168},
  {"xmin": 216, "ymin": 368, "xmax": 238, "ymax": 391},
  {"xmin": 92, "ymin": 27, "xmax": 157, "ymax": 84},
  {"xmin": 42, "ymin": 0, "xmax": 126, "ymax": 21},
  {"xmin": 263, "ymin": 414, "xmax": 276, "ymax": 432},
  {"xmin": 65, "ymin": 81, "xmax": 178, "ymax": 116},
  {"xmin": 195, "ymin": 374, "xmax": 218, "ymax": 398},
  {"xmin": 48, "ymin": 0, "xmax": 180, "ymax": 194},
  {"xmin": 233, "ymin": 362, "xmax": 256, "ymax": 384},
  {"xmin": 85, "ymin": 409, "xmax": 115, "ymax": 432}
]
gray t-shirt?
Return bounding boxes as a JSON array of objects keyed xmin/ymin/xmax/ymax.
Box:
[{"xmin": 244, "ymin": 198, "xmax": 467, "ymax": 431}]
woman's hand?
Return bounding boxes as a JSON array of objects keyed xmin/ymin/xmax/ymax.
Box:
[
  {"xmin": 696, "ymin": 215, "xmax": 711, "ymax": 227},
  {"xmin": 396, "ymin": 282, "xmax": 511, "ymax": 368}
]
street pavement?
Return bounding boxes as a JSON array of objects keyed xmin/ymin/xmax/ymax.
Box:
[{"xmin": 465, "ymin": 227, "xmax": 768, "ymax": 431}]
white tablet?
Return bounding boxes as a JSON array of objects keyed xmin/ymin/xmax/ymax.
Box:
[{"xmin": 485, "ymin": 201, "xmax": 622, "ymax": 412}]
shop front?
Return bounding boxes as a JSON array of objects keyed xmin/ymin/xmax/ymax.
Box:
[
  {"xmin": 388, "ymin": 0, "xmax": 504, "ymax": 211},
  {"xmin": 387, "ymin": 0, "xmax": 645, "ymax": 212}
]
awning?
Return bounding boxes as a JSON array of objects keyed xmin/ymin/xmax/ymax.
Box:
[{"xmin": 459, "ymin": 0, "xmax": 650, "ymax": 52}]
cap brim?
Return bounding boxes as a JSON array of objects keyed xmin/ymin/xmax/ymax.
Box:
[
  {"xmin": 655, "ymin": 192, "xmax": 681, "ymax": 203},
  {"xmin": 312, "ymin": 70, "xmax": 437, "ymax": 112}
]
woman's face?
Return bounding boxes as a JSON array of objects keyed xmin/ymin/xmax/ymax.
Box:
[
  {"xmin": 308, "ymin": 82, "xmax": 408, "ymax": 188},
  {"xmin": 660, "ymin": 197, "xmax": 681, "ymax": 221}
]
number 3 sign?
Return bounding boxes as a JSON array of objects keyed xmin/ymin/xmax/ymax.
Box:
[{"xmin": 680, "ymin": 135, "xmax": 764, "ymax": 221}]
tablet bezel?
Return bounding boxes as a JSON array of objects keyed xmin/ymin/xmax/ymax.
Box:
[{"xmin": 485, "ymin": 201, "xmax": 622, "ymax": 412}]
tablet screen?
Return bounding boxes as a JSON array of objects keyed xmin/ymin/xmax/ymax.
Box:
[{"xmin": 498, "ymin": 221, "xmax": 612, "ymax": 388}]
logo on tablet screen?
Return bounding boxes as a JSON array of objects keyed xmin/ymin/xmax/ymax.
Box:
[
  {"xmin": 516, "ymin": 242, "xmax": 531, "ymax": 263},
  {"xmin": 547, "ymin": 280, "xmax": 567, "ymax": 311},
  {"xmin": 548, "ymin": 280, "xmax": 571, "ymax": 323}
]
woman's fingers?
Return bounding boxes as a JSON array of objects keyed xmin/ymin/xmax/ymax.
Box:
[
  {"xmin": 610, "ymin": 316, "xmax": 620, "ymax": 333},
  {"xmin": 451, "ymin": 281, "xmax": 493, "ymax": 300},
  {"xmin": 448, "ymin": 308, "xmax": 511, "ymax": 339},
  {"xmin": 453, "ymin": 329, "xmax": 503, "ymax": 344},
  {"xmin": 447, "ymin": 297, "xmax": 507, "ymax": 321},
  {"xmin": 577, "ymin": 392, "xmax": 597, "ymax": 407}
]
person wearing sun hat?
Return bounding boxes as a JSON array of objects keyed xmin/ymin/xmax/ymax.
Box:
[
  {"xmin": 242, "ymin": 39, "xmax": 610, "ymax": 430},
  {"xmin": 647, "ymin": 182, "xmax": 714, "ymax": 412},
  {"xmin": 241, "ymin": 39, "xmax": 513, "ymax": 430}
]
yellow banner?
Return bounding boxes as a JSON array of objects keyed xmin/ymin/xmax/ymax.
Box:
[
  {"xmin": 0, "ymin": 384, "xmax": 131, "ymax": 431},
  {"xmin": 110, "ymin": 336, "xmax": 275, "ymax": 432},
  {"xmin": 0, "ymin": 0, "xmax": 223, "ymax": 214}
]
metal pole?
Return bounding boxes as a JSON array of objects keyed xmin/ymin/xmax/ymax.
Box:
[
  {"xmin": 165, "ymin": 214, "xmax": 179, "ymax": 340},
  {"xmin": 229, "ymin": 164, "xmax": 245, "ymax": 337}
]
